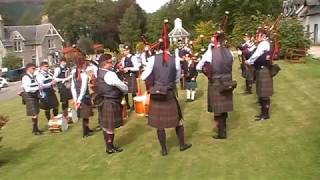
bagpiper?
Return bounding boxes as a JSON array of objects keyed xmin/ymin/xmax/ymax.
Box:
[
  {"xmin": 95, "ymin": 54, "xmax": 128, "ymax": 154},
  {"xmin": 245, "ymin": 29, "xmax": 273, "ymax": 121},
  {"xmin": 141, "ymin": 20, "xmax": 192, "ymax": 156},
  {"xmin": 197, "ymin": 31, "xmax": 235, "ymax": 139}
]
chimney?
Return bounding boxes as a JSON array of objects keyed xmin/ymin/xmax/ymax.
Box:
[
  {"xmin": 0, "ymin": 15, "xmax": 4, "ymax": 40},
  {"xmin": 41, "ymin": 15, "xmax": 49, "ymax": 24}
]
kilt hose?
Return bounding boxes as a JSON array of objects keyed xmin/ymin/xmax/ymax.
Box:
[
  {"xmin": 256, "ymin": 68, "xmax": 273, "ymax": 98},
  {"xmin": 99, "ymin": 99, "xmax": 123, "ymax": 131},
  {"xmin": 209, "ymin": 79, "xmax": 234, "ymax": 115},
  {"xmin": 77, "ymin": 97, "xmax": 93, "ymax": 119},
  {"xmin": 124, "ymin": 73, "xmax": 137, "ymax": 94},
  {"xmin": 39, "ymin": 89, "xmax": 59, "ymax": 110},
  {"xmin": 148, "ymin": 91, "xmax": 182, "ymax": 129},
  {"xmin": 24, "ymin": 96, "xmax": 40, "ymax": 116}
]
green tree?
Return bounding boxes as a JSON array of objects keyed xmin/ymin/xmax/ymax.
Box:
[
  {"xmin": 118, "ymin": 3, "xmax": 146, "ymax": 48},
  {"xmin": 2, "ymin": 53, "xmax": 23, "ymax": 70},
  {"xmin": 77, "ymin": 36, "xmax": 94, "ymax": 55},
  {"xmin": 279, "ymin": 17, "xmax": 311, "ymax": 56},
  {"xmin": 192, "ymin": 20, "xmax": 217, "ymax": 53}
]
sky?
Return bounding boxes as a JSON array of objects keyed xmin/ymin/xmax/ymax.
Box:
[{"xmin": 136, "ymin": 0, "xmax": 170, "ymax": 13}]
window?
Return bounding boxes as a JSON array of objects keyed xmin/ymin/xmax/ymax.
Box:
[
  {"xmin": 48, "ymin": 39, "xmax": 55, "ymax": 49},
  {"xmin": 14, "ymin": 41, "xmax": 23, "ymax": 52},
  {"xmin": 32, "ymin": 55, "xmax": 36, "ymax": 65}
]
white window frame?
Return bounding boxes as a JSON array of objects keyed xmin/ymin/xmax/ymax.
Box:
[
  {"xmin": 48, "ymin": 39, "xmax": 55, "ymax": 49},
  {"xmin": 13, "ymin": 40, "xmax": 23, "ymax": 52}
]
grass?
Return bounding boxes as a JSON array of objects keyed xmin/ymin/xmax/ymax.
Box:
[{"xmin": 1, "ymin": 59, "xmax": 320, "ymax": 180}]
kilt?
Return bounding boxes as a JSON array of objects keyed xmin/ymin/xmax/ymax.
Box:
[
  {"xmin": 98, "ymin": 99, "xmax": 123, "ymax": 130},
  {"xmin": 185, "ymin": 80, "xmax": 197, "ymax": 90},
  {"xmin": 24, "ymin": 94, "xmax": 40, "ymax": 116},
  {"xmin": 256, "ymin": 68, "xmax": 273, "ymax": 98},
  {"xmin": 39, "ymin": 89, "xmax": 59, "ymax": 110},
  {"xmin": 148, "ymin": 91, "xmax": 181, "ymax": 129},
  {"xmin": 58, "ymin": 83, "xmax": 72, "ymax": 102},
  {"xmin": 124, "ymin": 73, "xmax": 137, "ymax": 93},
  {"xmin": 244, "ymin": 65, "xmax": 255, "ymax": 81},
  {"xmin": 77, "ymin": 97, "xmax": 93, "ymax": 119},
  {"xmin": 209, "ymin": 79, "xmax": 233, "ymax": 115}
]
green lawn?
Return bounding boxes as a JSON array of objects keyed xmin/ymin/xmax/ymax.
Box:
[{"xmin": 1, "ymin": 60, "xmax": 320, "ymax": 180}]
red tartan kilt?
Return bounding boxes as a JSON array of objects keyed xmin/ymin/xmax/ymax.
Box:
[
  {"xmin": 98, "ymin": 100, "xmax": 123, "ymax": 130},
  {"xmin": 209, "ymin": 83, "xmax": 233, "ymax": 114},
  {"xmin": 148, "ymin": 91, "xmax": 181, "ymax": 129},
  {"xmin": 124, "ymin": 74, "xmax": 137, "ymax": 93},
  {"xmin": 77, "ymin": 100, "xmax": 93, "ymax": 119},
  {"xmin": 256, "ymin": 68, "xmax": 273, "ymax": 97}
]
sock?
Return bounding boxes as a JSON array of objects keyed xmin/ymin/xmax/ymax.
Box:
[
  {"xmin": 125, "ymin": 94, "xmax": 130, "ymax": 108},
  {"xmin": 45, "ymin": 111, "xmax": 51, "ymax": 121},
  {"xmin": 175, "ymin": 126, "xmax": 185, "ymax": 146},
  {"xmin": 191, "ymin": 91, "xmax": 196, "ymax": 100},
  {"xmin": 103, "ymin": 131, "xmax": 114, "ymax": 150},
  {"xmin": 83, "ymin": 118, "xmax": 89, "ymax": 135},
  {"xmin": 32, "ymin": 117, "xmax": 38, "ymax": 132},
  {"xmin": 186, "ymin": 90, "xmax": 191, "ymax": 99},
  {"xmin": 53, "ymin": 108, "xmax": 59, "ymax": 117},
  {"xmin": 157, "ymin": 129, "xmax": 167, "ymax": 151}
]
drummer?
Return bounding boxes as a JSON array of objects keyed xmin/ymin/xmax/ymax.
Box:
[{"xmin": 119, "ymin": 45, "xmax": 140, "ymax": 110}]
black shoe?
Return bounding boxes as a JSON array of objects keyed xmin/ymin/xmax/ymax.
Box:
[
  {"xmin": 180, "ymin": 144, "xmax": 192, "ymax": 151},
  {"xmin": 88, "ymin": 129, "xmax": 94, "ymax": 133},
  {"xmin": 126, "ymin": 105, "xmax": 131, "ymax": 110},
  {"xmin": 255, "ymin": 115, "xmax": 270, "ymax": 121},
  {"xmin": 106, "ymin": 147, "xmax": 123, "ymax": 154},
  {"xmin": 83, "ymin": 132, "xmax": 93, "ymax": 138},
  {"xmin": 113, "ymin": 146, "xmax": 123, "ymax": 152},
  {"xmin": 255, "ymin": 114, "xmax": 262, "ymax": 119},
  {"xmin": 32, "ymin": 130, "xmax": 43, "ymax": 135},
  {"xmin": 161, "ymin": 149, "xmax": 168, "ymax": 156},
  {"xmin": 213, "ymin": 135, "xmax": 226, "ymax": 139}
]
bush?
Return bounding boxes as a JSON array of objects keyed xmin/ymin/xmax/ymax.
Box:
[
  {"xmin": 77, "ymin": 36, "xmax": 94, "ymax": 55},
  {"xmin": 279, "ymin": 17, "xmax": 311, "ymax": 56},
  {"xmin": 2, "ymin": 53, "xmax": 23, "ymax": 70},
  {"xmin": 0, "ymin": 115, "xmax": 9, "ymax": 145}
]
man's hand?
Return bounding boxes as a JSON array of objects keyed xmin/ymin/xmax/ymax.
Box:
[
  {"xmin": 75, "ymin": 102, "xmax": 81, "ymax": 110},
  {"xmin": 245, "ymin": 60, "xmax": 250, "ymax": 65},
  {"xmin": 123, "ymin": 67, "xmax": 130, "ymax": 73}
]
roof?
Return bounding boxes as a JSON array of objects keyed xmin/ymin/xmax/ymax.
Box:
[
  {"xmin": 1, "ymin": 23, "xmax": 64, "ymax": 47},
  {"xmin": 168, "ymin": 18, "xmax": 190, "ymax": 38},
  {"xmin": 307, "ymin": 5, "xmax": 320, "ymax": 15}
]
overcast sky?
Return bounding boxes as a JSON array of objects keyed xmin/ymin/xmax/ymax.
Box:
[{"xmin": 136, "ymin": 0, "xmax": 170, "ymax": 13}]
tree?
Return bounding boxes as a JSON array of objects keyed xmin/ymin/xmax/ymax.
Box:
[
  {"xmin": 118, "ymin": 3, "xmax": 146, "ymax": 48},
  {"xmin": 192, "ymin": 20, "xmax": 217, "ymax": 53},
  {"xmin": 2, "ymin": 53, "xmax": 23, "ymax": 70},
  {"xmin": 279, "ymin": 17, "xmax": 311, "ymax": 56},
  {"xmin": 77, "ymin": 36, "xmax": 94, "ymax": 55}
]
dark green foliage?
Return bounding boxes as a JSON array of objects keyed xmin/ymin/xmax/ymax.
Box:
[
  {"xmin": 2, "ymin": 53, "xmax": 23, "ymax": 70},
  {"xmin": 77, "ymin": 36, "xmax": 94, "ymax": 55},
  {"xmin": 279, "ymin": 17, "xmax": 312, "ymax": 56}
]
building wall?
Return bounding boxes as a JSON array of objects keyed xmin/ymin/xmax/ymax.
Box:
[
  {"xmin": 41, "ymin": 35, "xmax": 63, "ymax": 65},
  {"xmin": 304, "ymin": 15, "xmax": 320, "ymax": 45},
  {"xmin": 5, "ymin": 45, "xmax": 36, "ymax": 67},
  {"xmin": 0, "ymin": 40, "xmax": 6, "ymax": 68}
]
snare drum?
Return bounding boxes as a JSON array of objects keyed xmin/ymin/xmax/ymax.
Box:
[
  {"xmin": 133, "ymin": 96, "xmax": 145, "ymax": 116},
  {"xmin": 48, "ymin": 114, "xmax": 68, "ymax": 132}
]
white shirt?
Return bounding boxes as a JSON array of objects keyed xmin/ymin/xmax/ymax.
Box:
[
  {"xmin": 21, "ymin": 73, "xmax": 39, "ymax": 92},
  {"xmin": 100, "ymin": 68, "xmax": 128, "ymax": 94},
  {"xmin": 70, "ymin": 69, "xmax": 88, "ymax": 103},
  {"xmin": 196, "ymin": 44, "xmax": 213, "ymax": 71},
  {"xmin": 121, "ymin": 54, "xmax": 140, "ymax": 72},
  {"xmin": 53, "ymin": 65, "xmax": 72, "ymax": 83},
  {"xmin": 141, "ymin": 54, "xmax": 181, "ymax": 82},
  {"xmin": 36, "ymin": 70, "xmax": 54, "ymax": 89},
  {"xmin": 246, "ymin": 40, "xmax": 270, "ymax": 65}
]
